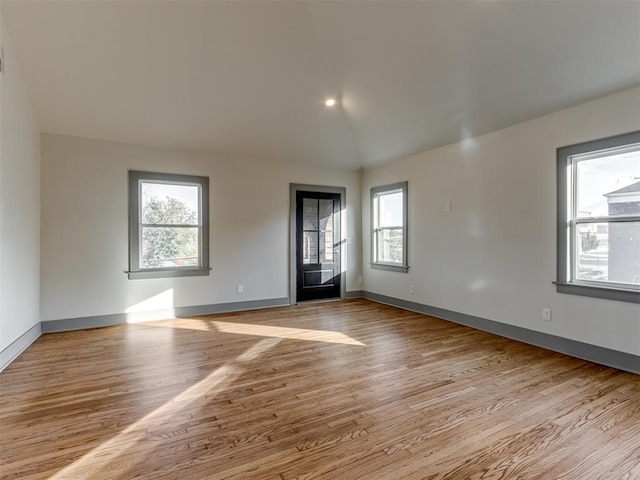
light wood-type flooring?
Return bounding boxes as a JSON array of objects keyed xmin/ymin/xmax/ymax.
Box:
[{"xmin": 1, "ymin": 299, "xmax": 639, "ymax": 479}]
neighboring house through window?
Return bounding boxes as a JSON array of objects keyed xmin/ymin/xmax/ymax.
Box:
[
  {"xmin": 371, "ymin": 181, "xmax": 408, "ymax": 272},
  {"xmin": 128, "ymin": 171, "xmax": 210, "ymax": 279},
  {"xmin": 556, "ymin": 131, "xmax": 640, "ymax": 303}
]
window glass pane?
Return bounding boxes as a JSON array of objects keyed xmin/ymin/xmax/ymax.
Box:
[
  {"xmin": 141, "ymin": 226, "xmax": 199, "ymax": 268},
  {"xmin": 576, "ymin": 221, "xmax": 640, "ymax": 285},
  {"xmin": 575, "ymin": 148, "xmax": 640, "ymax": 218},
  {"xmin": 303, "ymin": 198, "xmax": 318, "ymax": 230},
  {"xmin": 303, "ymin": 231, "xmax": 318, "ymax": 264},
  {"xmin": 378, "ymin": 191, "xmax": 403, "ymax": 227},
  {"xmin": 377, "ymin": 228, "xmax": 404, "ymax": 264},
  {"xmin": 141, "ymin": 183, "xmax": 199, "ymax": 225}
]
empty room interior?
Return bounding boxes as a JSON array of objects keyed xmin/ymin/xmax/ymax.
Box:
[{"xmin": 1, "ymin": 1, "xmax": 640, "ymax": 479}]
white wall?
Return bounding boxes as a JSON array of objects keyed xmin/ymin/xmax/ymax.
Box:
[
  {"xmin": 363, "ymin": 87, "xmax": 640, "ymax": 356},
  {"xmin": 0, "ymin": 14, "xmax": 41, "ymax": 352},
  {"xmin": 41, "ymin": 134, "xmax": 361, "ymax": 323}
]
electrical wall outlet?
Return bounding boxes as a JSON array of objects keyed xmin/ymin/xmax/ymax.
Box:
[
  {"xmin": 445, "ymin": 201, "xmax": 452, "ymax": 212},
  {"xmin": 358, "ymin": 276, "xmax": 363, "ymax": 284},
  {"xmin": 237, "ymin": 284, "xmax": 244, "ymax": 294},
  {"xmin": 409, "ymin": 285, "xmax": 415, "ymax": 294},
  {"xmin": 542, "ymin": 308, "xmax": 552, "ymax": 321}
]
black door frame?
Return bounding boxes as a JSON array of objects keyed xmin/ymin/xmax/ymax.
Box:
[{"xmin": 290, "ymin": 184, "xmax": 346, "ymax": 304}]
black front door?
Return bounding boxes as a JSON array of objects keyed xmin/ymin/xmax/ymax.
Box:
[{"xmin": 296, "ymin": 191, "xmax": 341, "ymax": 302}]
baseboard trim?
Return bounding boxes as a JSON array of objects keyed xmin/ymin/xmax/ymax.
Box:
[
  {"xmin": 41, "ymin": 297, "xmax": 291, "ymax": 333},
  {"xmin": 0, "ymin": 323, "xmax": 42, "ymax": 372},
  {"xmin": 346, "ymin": 290, "xmax": 365, "ymax": 299},
  {"xmin": 361, "ymin": 291, "xmax": 640, "ymax": 375}
]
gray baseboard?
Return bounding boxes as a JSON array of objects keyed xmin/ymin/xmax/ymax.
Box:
[
  {"xmin": 0, "ymin": 323, "xmax": 42, "ymax": 372},
  {"xmin": 346, "ymin": 290, "xmax": 365, "ymax": 299},
  {"xmin": 41, "ymin": 297, "xmax": 291, "ymax": 333},
  {"xmin": 359, "ymin": 291, "xmax": 640, "ymax": 375}
]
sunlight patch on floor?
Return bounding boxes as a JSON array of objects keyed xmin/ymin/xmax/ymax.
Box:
[
  {"xmin": 211, "ymin": 320, "xmax": 366, "ymax": 346},
  {"xmin": 48, "ymin": 337, "xmax": 282, "ymax": 479},
  {"xmin": 145, "ymin": 318, "xmax": 366, "ymax": 346}
]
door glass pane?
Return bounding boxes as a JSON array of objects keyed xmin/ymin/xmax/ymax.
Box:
[
  {"xmin": 303, "ymin": 198, "xmax": 318, "ymax": 230},
  {"xmin": 303, "ymin": 231, "xmax": 318, "ymax": 264},
  {"xmin": 141, "ymin": 182, "xmax": 199, "ymax": 225},
  {"xmin": 575, "ymin": 147, "xmax": 640, "ymax": 218},
  {"xmin": 319, "ymin": 199, "xmax": 334, "ymax": 231},
  {"xmin": 141, "ymin": 226, "xmax": 199, "ymax": 268},
  {"xmin": 319, "ymin": 231, "xmax": 333, "ymax": 263},
  {"xmin": 318, "ymin": 199, "xmax": 334, "ymax": 263},
  {"xmin": 576, "ymin": 221, "xmax": 640, "ymax": 285}
]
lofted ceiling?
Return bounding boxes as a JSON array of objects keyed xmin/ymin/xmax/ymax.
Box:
[{"xmin": 2, "ymin": 1, "xmax": 639, "ymax": 169}]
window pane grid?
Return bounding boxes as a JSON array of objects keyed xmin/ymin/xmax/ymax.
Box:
[
  {"xmin": 561, "ymin": 137, "xmax": 640, "ymax": 294},
  {"xmin": 556, "ymin": 131, "xmax": 640, "ymax": 302},
  {"xmin": 137, "ymin": 179, "xmax": 203, "ymax": 271},
  {"xmin": 371, "ymin": 182, "xmax": 408, "ymax": 271},
  {"xmin": 129, "ymin": 171, "xmax": 209, "ymax": 279}
]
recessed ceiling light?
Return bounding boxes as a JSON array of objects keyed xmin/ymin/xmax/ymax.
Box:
[{"xmin": 325, "ymin": 98, "xmax": 337, "ymax": 107}]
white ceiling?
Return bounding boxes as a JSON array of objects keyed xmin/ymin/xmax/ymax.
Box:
[{"xmin": 2, "ymin": 1, "xmax": 639, "ymax": 169}]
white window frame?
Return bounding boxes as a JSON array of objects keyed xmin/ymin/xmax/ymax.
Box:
[
  {"xmin": 127, "ymin": 171, "xmax": 210, "ymax": 280},
  {"xmin": 556, "ymin": 131, "xmax": 640, "ymax": 303},
  {"xmin": 371, "ymin": 181, "xmax": 408, "ymax": 273}
]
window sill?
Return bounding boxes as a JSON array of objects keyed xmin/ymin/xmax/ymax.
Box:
[
  {"xmin": 554, "ymin": 282, "xmax": 640, "ymax": 304},
  {"xmin": 127, "ymin": 267, "xmax": 211, "ymax": 280},
  {"xmin": 371, "ymin": 263, "xmax": 409, "ymax": 273}
]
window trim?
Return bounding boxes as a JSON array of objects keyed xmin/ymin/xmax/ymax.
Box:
[
  {"xmin": 555, "ymin": 131, "xmax": 640, "ymax": 303},
  {"xmin": 127, "ymin": 171, "xmax": 210, "ymax": 280},
  {"xmin": 371, "ymin": 181, "xmax": 408, "ymax": 273}
]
